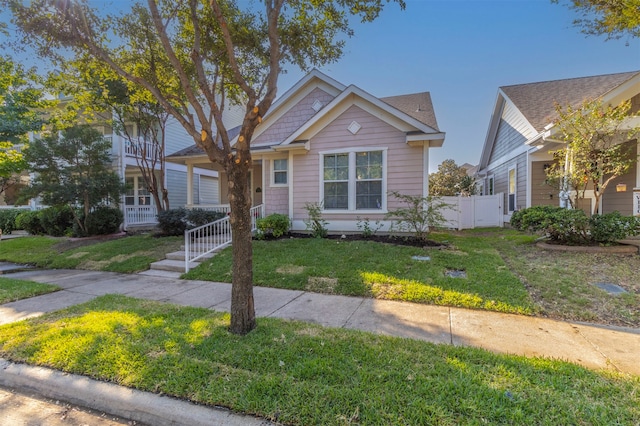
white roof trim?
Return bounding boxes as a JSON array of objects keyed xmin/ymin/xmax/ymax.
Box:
[{"xmin": 281, "ymin": 84, "xmax": 440, "ymax": 146}]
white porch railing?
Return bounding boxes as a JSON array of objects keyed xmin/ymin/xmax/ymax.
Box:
[
  {"xmin": 124, "ymin": 205, "xmax": 158, "ymax": 226},
  {"xmin": 184, "ymin": 204, "xmax": 264, "ymax": 273}
]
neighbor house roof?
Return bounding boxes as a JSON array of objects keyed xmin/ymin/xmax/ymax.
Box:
[
  {"xmin": 500, "ymin": 71, "xmax": 640, "ymax": 133},
  {"xmin": 167, "ymin": 125, "xmax": 242, "ymax": 158}
]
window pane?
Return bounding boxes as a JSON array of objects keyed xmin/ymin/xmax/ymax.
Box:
[
  {"xmin": 324, "ymin": 154, "xmax": 349, "ymax": 181},
  {"xmin": 356, "ymin": 181, "xmax": 382, "ymax": 209},
  {"xmin": 324, "ymin": 182, "xmax": 348, "ymax": 209},
  {"xmin": 274, "ymin": 159, "xmax": 287, "ymax": 171},
  {"xmin": 274, "ymin": 171, "xmax": 287, "ymax": 184},
  {"xmin": 356, "ymin": 151, "xmax": 383, "ymax": 180}
]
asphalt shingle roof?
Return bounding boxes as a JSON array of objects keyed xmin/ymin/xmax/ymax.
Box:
[
  {"xmin": 501, "ymin": 71, "xmax": 640, "ymax": 132},
  {"xmin": 381, "ymin": 92, "xmax": 439, "ymax": 131}
]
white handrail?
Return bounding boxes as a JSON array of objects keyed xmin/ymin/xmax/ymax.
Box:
[{"xmin": 184, "ymin": 204, "xmax": 264, "ymax": 273}]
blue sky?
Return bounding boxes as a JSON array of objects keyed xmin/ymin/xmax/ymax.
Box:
[
  {"xmin": 3, "ymin": 0, "xmax": 639, "ymax": 170},
  {"xmin": 278, "ymin": 0, "xmax": 640, "ymax": 170}
]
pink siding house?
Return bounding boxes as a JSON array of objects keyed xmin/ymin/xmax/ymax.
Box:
[{"xmin": 167, "ymin": 70, "xmax": 445, "ymax": 232}]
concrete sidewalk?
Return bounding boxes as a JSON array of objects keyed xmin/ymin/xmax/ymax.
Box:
[{"xmin": 1, "ymin": 267, "xmax": 639, "ymax": 424}]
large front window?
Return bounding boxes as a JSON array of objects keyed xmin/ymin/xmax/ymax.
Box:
[{"xmin": 322, "ymin": 149, "xmax": 385, "ymax": 211}]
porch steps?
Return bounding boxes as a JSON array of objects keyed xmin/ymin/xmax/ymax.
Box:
[{"xmin": 142, "ymin": 250, "xmax": 218, "ymax": 277}]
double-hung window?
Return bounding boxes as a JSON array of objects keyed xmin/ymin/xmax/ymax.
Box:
[
  {"xmin": 322, "ymin": 149, "xmax": 385, "ymax": 211},
  {"xmin": 272, "ymin": 158, "xmax": 288, "ymax": 185}
]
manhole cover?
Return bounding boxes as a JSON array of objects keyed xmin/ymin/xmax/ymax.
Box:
[
  {"xmin": 411, "ymin": 256, "xmax": 431, "ymax": 261},
  {"xmin": 594, "ymin": 283, "xmax": 627, "ymax": 295},
  {"xmin": 445, "ymin": 269, "xmax": 466, "ymax": 278}
]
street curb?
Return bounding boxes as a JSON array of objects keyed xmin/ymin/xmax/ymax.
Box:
[{"xmin": 0, "ymin": 358, "xmax": 271, "ymax": 426}]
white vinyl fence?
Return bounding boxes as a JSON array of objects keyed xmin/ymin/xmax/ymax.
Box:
[{"xmin": 440, "ymin": 193, "xmax": 503, "ymax": 230}]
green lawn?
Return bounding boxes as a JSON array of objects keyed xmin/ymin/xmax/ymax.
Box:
[
  {"xmin": 184, "ymin": 231, "xmax": 537, "ymax": 315},
  {"xmin": 0, "ymin": 277, "xmax": 60, "ymax": 304},
  {"xmin": 0, "ymin": 235, "xmax": 182, "ymax": 273},
  {"xmin": 0, "ymin": 295, "xmax": 637, "ymax": 425}
]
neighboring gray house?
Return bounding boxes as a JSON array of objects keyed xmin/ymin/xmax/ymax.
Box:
[{"xmin": 476, "ymin": 71, "xmax": 640, "ymax": 222}]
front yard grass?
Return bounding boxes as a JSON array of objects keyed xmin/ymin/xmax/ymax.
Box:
[
  {"xmin": 185, "ymin": 232, "xmax": 537, "ymax": 315},
  {"xmin": 0, "ymin": 235, "xmax": 182, "ymax": 273},
  {"xmin": 0, "ymin": 277, "xmax": 60, "ymax": 304},
  {"xmin": 0, "ymin": 295, "xmax": 637, "ymax": 425}
]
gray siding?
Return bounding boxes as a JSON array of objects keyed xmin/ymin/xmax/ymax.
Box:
[
  {"xmin": 199, "ymin": 176, "xmax": 219, "ymax": 204},
  {"xmin": 602, "ymin": 141, "xmax": 636, "ymax": 215},
  {"xmin": 490, "ymin": 152, "xmax": 527, "ymax": 215},
  {"xmin": 167, "ymin": 169, "xmax": 199, "ymax": 207},
  {"xmin": 488, "ymin": 102, "xmax": 532, "ymax": 165}
]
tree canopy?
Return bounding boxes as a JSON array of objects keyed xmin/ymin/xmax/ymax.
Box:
[
  {"xmin": 553, "ymin": 0, "xmax": 640, "ymax": 40},
  {"xmin": 22, "ymin": 124, "xmax": 124, "ymax": 232},
  {"xmin": 4, "ymin": 0, "xmax": 405, "ymax": 334},
  {"xmin": 545, "ymin": 98, "xmax": 640, "ymax": 215},
  {"xmin": 429, "ymin": 159, "xmax": 477, "ymax": 196}
]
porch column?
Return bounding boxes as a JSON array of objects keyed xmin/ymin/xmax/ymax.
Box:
[
  {"xmin": 187, "ymin": 163, "xmax": 194, "ymax": 206},
  {"xmin": 422, "ymin": 142, "xmax": 429, "ymax": 197}
]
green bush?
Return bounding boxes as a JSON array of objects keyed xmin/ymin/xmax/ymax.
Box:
[
  {"xmin": 39, "ymin": 206, "xmax": 75, "ymax": 237},
  {"xmin": 511, "ymin": 206, "xmax": 640, "ymax": 245},
  {"xmin": 303, "ymin": 202, "xmax": 328, "ymax": 238},
  {"xmin": 15, "ymin": 210, "xmax": 45, "ymax": 235},
  {"xmin": 158, "ymin": 208, "xmax": 227, "ymax": 236},
  {"xmin": 256, "ymin": 213, "xmax": 290, "ymax": 239},
  {"xmin": 186, "ymin": 208, "xmax": 226, "ymax": 228},
  {"xmin": 85, "ymin": 206, "xmax": 123, "ymax": 236},
  {"xmin": 590, "ymin": 211, "xmax": 640, "ymax": 244},
  {"xmin": 0, "ymin": 208, "xmax": 25, "ymax": 234},
  {"xmin": 157, "ymin": 208, "xmax": 189, "ymax": 236}
]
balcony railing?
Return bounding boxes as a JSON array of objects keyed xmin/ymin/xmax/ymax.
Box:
[{"xmin": 125, "ymin": 140, "xmax": 160, "ymax": 161}]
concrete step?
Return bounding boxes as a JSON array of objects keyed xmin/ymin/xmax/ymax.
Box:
[
  {"xmin": 165, "ymin": 251, "xmax": 216, "ymax": 261},
  {"xmin": 149, "ymin": 259, "xmax": 200, "ymax": 273},
  {"xmin": 138, "ymin": 269, "xmax": 183, "ymax": 279}
]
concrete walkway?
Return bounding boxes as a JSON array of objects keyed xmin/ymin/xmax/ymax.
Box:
[{"xmin": 1, "ymin": 267, "xmax": 639, "ymax": 424}]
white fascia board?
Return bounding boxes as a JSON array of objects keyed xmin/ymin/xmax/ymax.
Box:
[
  {"xmin": 601, "ymin": 72, "xmax": 640, "ymax": 106},
  {"xmin": 406, "ymin": 133, "xmax": 446, "ymax": 147},
  {"xmin": 282, "ymin": 85, "xmax": 439, "ymax": 145}
]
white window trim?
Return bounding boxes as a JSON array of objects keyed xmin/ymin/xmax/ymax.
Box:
[
  {"xmin": 270, "ymin": 158, "xmax": 288, "ymax": 187},
  {"xmin": 508, "ymin": 166, "xmax": 517, "ymax": 212},
  {"xmin": 318, "ymin": 147, "xmax": 388, "ymax": 214}
]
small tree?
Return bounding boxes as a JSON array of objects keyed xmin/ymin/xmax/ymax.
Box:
[
  {"xmin": 545, "ymin": 99, "xmax": 640, "ymax": 215},
  {"xmin": 0, "ymin": 55, "xmax": 50, "ymax": 201},
  {"xmin": 429, "ymin": 159, "xmax": 477, "ymax": 196},
  {"xmin": 385, "ymin": 191, "xmax": 449, "ymax": 242},
  {"xmin": 22, "ymin": 125, "xmax": 125, "ymax": 234}
]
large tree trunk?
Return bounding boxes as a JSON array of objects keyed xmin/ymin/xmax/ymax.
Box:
[{"xmin": 226, "ymin": 163, "xmax": 256, "ymax": 335}]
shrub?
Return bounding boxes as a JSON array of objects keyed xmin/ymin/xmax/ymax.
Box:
[
  {"xmin": 0, "ymin": 208, "xmax": 24, "ymax": 234},
  {"xmin": 85, "ymin": 206, "xmax": 123, "ymax": 236},
  {"xmin": 256, "ymin": 213, "xmax": 291, "ymax": 239},
  {"xmin": 39, "ymin": 206, "xmax": 75, "ymax": 237},
  {"xmin": 511, "ymin": 206, "xmax": 640, "ymax": 245},
  {"xmin": 157, "ymin": 208, "xmax": 227, "ymax": 236},
  {"xmin": 590, "ymin": 211, "xmax": 640, "ymax": 244},
  {"xmin": 356, "ymin": 217, "xmax": 382, "ymax": 238},
  {"xmin": 157, "ymin": 207, "xmax": 189, "ymax": 236},
  {"xmin": 186, "ymin": 208, "xmax": 226, "ymax": 228},
  {"xmin": 385, "ymin": 191, "xmax": 449, "ymax": 242},
  {"xmin": 303, "ymin": 202, "xmax": 328, "ymax": 238},
  {"xmin": 15, "ymin": 210, "xmax": 45, "ymax": 235}
]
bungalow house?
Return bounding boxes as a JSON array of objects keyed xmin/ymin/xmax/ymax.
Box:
[
  {"xmin": 476, "ymin": 70, "xmax": 640, "ymax": 222},
  {"xmin": 167, "ymin": 70, "xmax": 445, "ymax": 233}
]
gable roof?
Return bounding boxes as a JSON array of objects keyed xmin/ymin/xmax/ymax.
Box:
[
  {"xmin": 168, "ymin": 70, "xmax": 444, "ymax": 159},
  {"xmin": 381, "ymin": 92, "xmax": 440, "ymax": 131},
  {"xmin": 501, "ymin": 71, "xmax": 640, "ymax": 133},
  {"xmin": 478, "ymin": 70, "xmax": 640, "ymax": 170}
]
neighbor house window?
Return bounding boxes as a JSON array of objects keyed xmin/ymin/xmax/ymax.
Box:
[
  {"xmin": 508, "ymin": 167, "xmax": 516, "ymax": 212},
  {"xmin": 322, "ymin": 149, "xmax": 385, "ymax": 211},
  {"xmin": 488, "ymin": 176, "xmax": 494, "ymax": 195},
  {"xmin": 272, "ymin": 158, "xmax": 288, "ymax": 185},
  {"xmin": 125, "ymin": 176, "xmax": 151, "ymax": 206}
]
